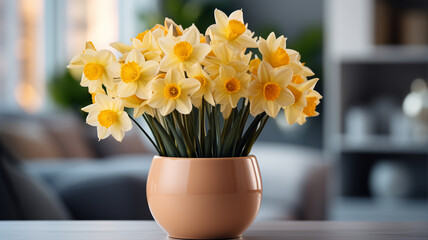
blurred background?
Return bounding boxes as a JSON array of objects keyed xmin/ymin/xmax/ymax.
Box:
[{"xmin": 1, "ymin": 0, "xmax": 428, "ymax": 221}]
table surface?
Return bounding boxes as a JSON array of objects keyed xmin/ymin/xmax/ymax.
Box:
[{"xmin": 0, "ymin": 221, "xmax": 427, "ymax": 240}]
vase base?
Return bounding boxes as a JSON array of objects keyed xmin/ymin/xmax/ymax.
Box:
[{"xmin": 168, "ymin": 235, "xmax": 242, "ymax": 239}]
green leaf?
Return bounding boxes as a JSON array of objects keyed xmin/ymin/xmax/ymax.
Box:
[
  {"xmin": 151, "ymin": 116, "xmax": 181, "ymax": 157},
  {"xmin": 199, "ymin": 100, "xmax": 205, "ymax": 157},
  {"xmin": 173, "ymin": 111, "xmax": 195, "ymax": 157},
  {"xmin": 165, "ymin": 114, "xmax": 187, "ymax": 157},
  {"xmin": 128, "ymin": 114, "xmax": 161, "ymax": 154},
  {"xmin": 235, "ymin": 113, "xmax": 265, "ymax": 156},
  {"xmin": 242, "ymin": 114, "xmax": 269, "ymax": 156},
  {"xmin": 204, "ymin": 128, "xmax": 213, "ymax": 157},
  {"xmin": 143, "ymin": 114, "xmax": 166, "ymax": 156}
]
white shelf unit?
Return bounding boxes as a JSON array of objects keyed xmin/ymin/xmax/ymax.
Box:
[{"xmin": 324, "ymin": 0, "xmax": 428, "ymax": 220}]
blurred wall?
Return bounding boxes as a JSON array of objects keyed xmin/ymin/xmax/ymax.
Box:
[{"xmin": 236, "ymin": 0, "xmax": 323, "ymax": 39}]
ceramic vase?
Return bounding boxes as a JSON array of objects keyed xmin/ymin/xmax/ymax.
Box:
[{"xmin": 146, "ymin": 155, "xmax": 262, "ymax": 239}]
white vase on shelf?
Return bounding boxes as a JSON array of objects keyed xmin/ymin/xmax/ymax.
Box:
[{"xmin": 369, "ymin": 160, "xmax": 413, "ymax": 201}]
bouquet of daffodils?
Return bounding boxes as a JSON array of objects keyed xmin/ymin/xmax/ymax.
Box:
[{"xmin": 67, "ymin": 9, "xmax": 322, "ymax": 157}]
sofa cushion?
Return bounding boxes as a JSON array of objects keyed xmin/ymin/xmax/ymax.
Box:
[
  {"xmin": 24, "ymin": 155, "xmax": 153, "ymax": 220},
  {"xmin": 0, "ymin": 118, "xmax": 63, "ymax": 159},
  {"xmin": 0, "ymin": 157, "xmax": 70, "ymax": 220},
  {"xmin": 40, "ymin": 112, "xmax": 96, "ymax": 158}
]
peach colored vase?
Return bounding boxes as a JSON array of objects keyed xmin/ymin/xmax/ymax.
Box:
[{"xmin": 146, "ymin": 155, "xmax": 262, "ymax": 239}]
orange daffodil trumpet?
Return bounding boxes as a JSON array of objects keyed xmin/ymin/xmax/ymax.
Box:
[{"xmin": 67, "ymin": 9, "xmax": 321, "ymax": 157}]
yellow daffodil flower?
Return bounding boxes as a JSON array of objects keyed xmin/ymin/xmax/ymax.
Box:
[
  {"xmin": 258, "ymin": 32, "xmax": 300, "ymax": 69},
  {"xmin": 203, "ymin": 42, "xmax": 249, "ymax": 79},
  {"xmin": 67, "ymin": 45, "xmax": 120, "ymax": 93},
  {"xmin": 147, "ymin": 69, "xmax": 200, "ymax": 116},
  {"xmin": 81, "ymin": 89, "xmax": 106, "ymax": 114},
  {"xmin": 71, "ymin": 9, "xmax": 323, "ymax": 146},
  {"xmin": 118, "ymin": 49, "xmax": 159, "ymax": 99},
  {"xmin": 207, "ymin": 9, "xmax": 257, "ymax": 51},
  {"xmin": 290, "ymin": 61, "xmax": 315, "ymax": 79},
  {"xmin": 110, "ymin": 30, "xmax": 163, "ymax": 63},
  {"xmin": 83, "ymin": 94, "xmax": 132, "ymax": 142},
  {"xmin": 284, "ymin": 78, "xmax": 320, "ymax": 125},
  {"xmin": 296, "ymin": 90, "xmax": 322, "ymax": 125},
  {"xmin": 158, "ymin": 25, "xmax": 211, "ymax": 73},
  {"xmin": 214, "ymin": 65, "xmax": 250, "ymax": 109},
  {"xmin": 248, "ymin": 61, "xmax": 295, "ymax": 118},
  {"xmin": 187, "ymin": 64, "xmax": 215, "ymax": 107}
]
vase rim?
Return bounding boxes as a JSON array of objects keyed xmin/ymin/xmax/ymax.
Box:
[{"xmin": 153, "ymin": 155, "xmax": 256, "ymax": 160}]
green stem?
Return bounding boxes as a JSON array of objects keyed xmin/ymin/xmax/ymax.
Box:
[
  {"xmin": 151, "ymin": 116, "xmax": 181, "ymax": 156},
  {"xmin": 221, "ymin": 110, "xmax": 234, "ymax": 143},
  {"xmin": 128, "ymin": 114, "xmax": 160, "ymax": 154},
  {"xmin": 234, "ymin": 113, "xmax": 266, "ymax": 156},
  {"xmin": 211, "ymin": 105, "xmax": 217, "ymax": 157},
  {"xmin": 242, "ymin": 114, "xmax": 269, "ymax": 156},
  {"xmin": 199, "ymin": 100, "xmax": 205, "ymax": 157},
  {"xmin": 165, "ymin": 114, "xmax": 187, "ymax": 156},
  {"xmin": 187, "ymin": 113, "xmax": 202, "ymax": 157},
  {"xmin": 173, "ymin": 111, "xmax": 195, "ymax": 157},
  {"xmin": 143, "ymin": 114, "xmax": 166, "ymax": 156}
]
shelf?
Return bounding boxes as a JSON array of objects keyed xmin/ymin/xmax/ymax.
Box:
[
  {"xmin": 338, "ymin": 46, "xmax": 428, "ymax": 63},
  {"xmin": 338, "ymin": 134, "xmax": 428, "ymax": 154},
  {"xmin": 331, "ymin": 197, "xmax": 428, "ymax": 221}
]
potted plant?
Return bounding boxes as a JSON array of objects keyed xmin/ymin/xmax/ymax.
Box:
[{"xmin": 67, "ymin": 8, "xmax": 321, "ymax": 239}]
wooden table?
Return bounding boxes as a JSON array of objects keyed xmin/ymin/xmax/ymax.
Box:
[{"xmin": 0, "ymin": 221, "xmax": 427, "ymax": 240}]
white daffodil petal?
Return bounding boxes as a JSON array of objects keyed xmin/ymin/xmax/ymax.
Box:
[
  {"xmin": 285, "ymin": 105, "xmax": 301, "ymax": 125},
  {"xmin": 258, "ymin": 61, "xmax": 271, "ymax": 82},
  {"xmin": 101, "ymin": 73, "xmax": 114, "ymax": 89},
  {"xmin": 229, "ymin": 9, "xmax": 244, "ymax": 22},
  {"xmin": 250, "ymin": 96, "xmax": 264, "ymax": 116},
  {"xmin": 110, "ymin": 42, "xmax": 132, "ymax": 54},
  {"xmin": 126, "ymin": 49, "xmax": 145, "ymax": 64},
  {"xmin": 135, "ymin": 83, "xmax": 150, "ymax": 99},
  {"xmin": 214, "ymin": 9, "xmax": 229, "ymax": 28},
  {"xmin": 236, "ymin": 34, "xmax": 257, "ymax": 48},
  {"xmin": 141, "ymin": 60, "xmax": 160, "ymax": 77},
  {"xmin": 161, "ymin": 100, "xmax": 175, "ymax": 116},
  {"xmin": 97, "ymin": 127, "xmax": 110, "ymax": 140},
  {"xmin": 86, "ymin": 111, "xmax": 100, "ymax": 126},
  {"xmin": 110, "ymin": 124, "xmax": 124, "ymax": 142},
  {"xmin": 176, "ymin": 99, "xmax": 192, "ymax": 114},
  {"xmin": 182, "ymin": 25, "xmax": 199, "ymax": 45},
  {"xmin": 118, "ymin": 82, "xmax": 138, "ymax": 98},
  {"xmin": 158, "ymin": 37, "xmax": 176, "ymax": 55},
  {"xmin": 97, "ymin": 50, "xmax": 113, "ymax": 65},
  {"xmin": 277, "ymin": 91, "xmax": 295, "ymax": 107},
  {"xmin": 191, "ymin": 44, "xmax": 211, "ymax": 61},
  {"xmin": 264, "ymin": 100, "xmax": 280, "ymax": 118},
  {"xmin": 94, "ymin": 94, "xmax": 111, "ymax": 109},
  {"xmin": 299, "ymin": 78, "xmax": 319, "ymax": 91},
  {"xmin": 159, "ymin": 56, "xmax": 179, "ymax": 72}
]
